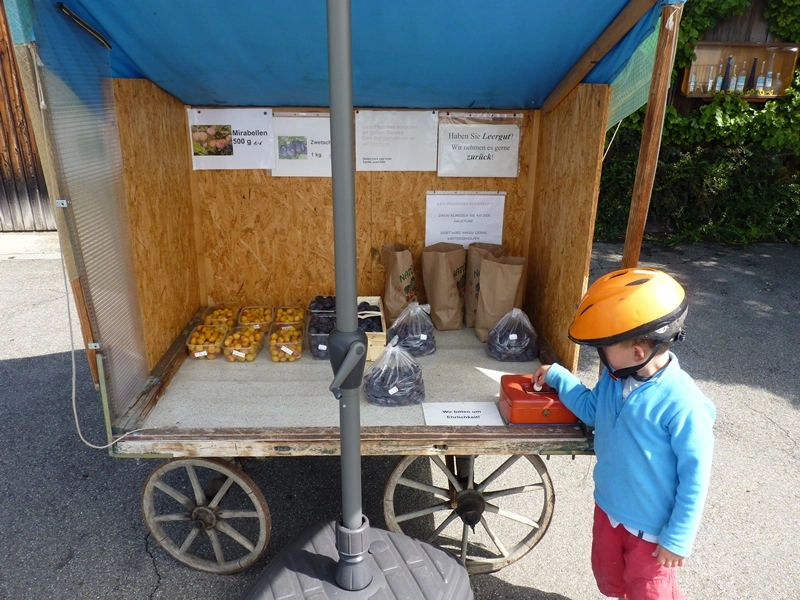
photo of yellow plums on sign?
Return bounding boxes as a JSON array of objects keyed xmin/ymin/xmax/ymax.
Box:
[{"xmin": 192, "ymin": 124, "xmax": 233, "ymax": 156}]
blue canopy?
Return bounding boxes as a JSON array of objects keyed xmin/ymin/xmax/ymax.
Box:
[{"xmin": 13, "ymin": 0, "xmax": 683, "ymax": 109}]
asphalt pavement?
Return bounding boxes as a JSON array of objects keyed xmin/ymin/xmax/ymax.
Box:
[{"xmin": 1, "ymin": 232, "xmax": 799, "ymax": 599}]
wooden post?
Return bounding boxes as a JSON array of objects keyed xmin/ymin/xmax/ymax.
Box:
[
  {"xmin": 543, "ymin": 0, "xmax": 658, "ymax": 115},
  {"xmin": 621, "ymin": 4, "xmax": 683, "ymax": 268}
]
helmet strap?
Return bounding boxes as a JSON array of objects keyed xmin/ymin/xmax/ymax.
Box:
[{"xmin": 597, "ymin": 342, "xmax": 663, "ymax": 381}]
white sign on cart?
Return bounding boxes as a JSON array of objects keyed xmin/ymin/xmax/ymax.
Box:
[{"xmin": 188, "ymin": 108, "xmax": 275, "ymax": 170}]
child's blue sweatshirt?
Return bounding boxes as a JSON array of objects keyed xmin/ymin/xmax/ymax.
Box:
[{"xmin": 546, "ymin": 354, "xmax": 715, "ymax": 557}]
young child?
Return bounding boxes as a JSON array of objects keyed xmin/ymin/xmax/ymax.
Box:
[{"xmin": 532, "ymin": 267, "xmax": 715, "ymax": 600}]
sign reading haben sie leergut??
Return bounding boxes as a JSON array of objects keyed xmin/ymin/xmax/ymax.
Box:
[
  {"xmin": 437, "ymin": 123, "xmax": 520, "ymax": 178},
  {"xmin": 188, "ymin": 108, "xmax": 275, "ymax": 170}
]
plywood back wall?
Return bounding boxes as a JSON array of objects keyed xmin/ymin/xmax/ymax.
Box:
[
  {"xmin": 113, "ymin": 79, "xmax": 199, "ymax": 370},
  {"xmin": 525, "ymin": 84, "xmax": 610, "ymax": 372},
  {"xmin": 193, "ymin": 110, "xmax": 534, "ymax": 307}
]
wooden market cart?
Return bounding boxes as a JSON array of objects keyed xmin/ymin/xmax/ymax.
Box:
[{"xmin": 4, "ymin": 0, "xmax": 683, "ymax": 577}]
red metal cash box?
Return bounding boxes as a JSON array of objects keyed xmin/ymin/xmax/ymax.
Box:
[{"xmin": 499, "ymin": 374, "xmax": 578, "ymax": 424}]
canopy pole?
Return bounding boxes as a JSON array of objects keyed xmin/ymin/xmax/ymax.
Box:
[{"xmin": 621, "ymin": 3, "xmax": 683, "ymax": 268}]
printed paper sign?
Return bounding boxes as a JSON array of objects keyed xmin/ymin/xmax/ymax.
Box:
[
  {"xmin": 188, "ymin": 108, "xmax": 275, "ymax": 170},
  {"xmin": 425, "ymin": 192, "xmax": 505, "ymax": 247},
  {"xmin": 423, "ymin": 402, "xmax": 505, "ymax": 426},
  {"xmin": 356, "ymin": 110, "xmax": 438, "ymax": 171},
  {"xmin": 437, "ymin": 123, "xmax": 520, "ymax": 177},
  {"xmin": 272, "ymin": 114, "xmax": 331, "ymax": 177}
]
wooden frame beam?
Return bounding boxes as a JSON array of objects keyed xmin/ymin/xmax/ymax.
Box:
[
  {"xmin": 622, "ymin": 3, "xmax": 683, "ymax": 268},
  {"xmin": 542, "ymin": 0, "xmax": 658, "ymax": 114}
]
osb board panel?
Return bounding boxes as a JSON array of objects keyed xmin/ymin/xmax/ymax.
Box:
[
  {"xmin": 195, "ymin": 169, "xmax": 373, "ymax": 305},
  {"xmin": 369, "ymin": 111, "xmax": 533, "ymax": 302},
  {"xmin": 194, "ymin": 110, "xmax": 530, "ymax": 306},
  {"xmin": 526, "ymin": 84, "xmax": 609, "ymax": 372},
  {"xmin": 113, "ymin": 79, "xmax": 199, "ymax": 370}
]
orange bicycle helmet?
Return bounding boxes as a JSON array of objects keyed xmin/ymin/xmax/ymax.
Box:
[{"xmin": 569, "ymin": 268, "xmax": 687, "ymax": 347}]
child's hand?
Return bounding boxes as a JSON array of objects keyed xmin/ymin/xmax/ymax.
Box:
[
  {"xmin": 531, "ymin": 365, "xmax": 551, "ymax": 390},
  {"xmin": 653, "ymin": 544, "xmax": 685, "ymax": 568}
]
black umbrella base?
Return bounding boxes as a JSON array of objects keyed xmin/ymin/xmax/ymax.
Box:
[{"xmin": 240, "ymin": 519, "xmax": 473, "ymax": 600}]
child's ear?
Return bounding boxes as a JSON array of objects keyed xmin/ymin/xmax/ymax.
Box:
[{"xmin": 632, "ymin": 344, "xmax": 647, "ymax": 361}]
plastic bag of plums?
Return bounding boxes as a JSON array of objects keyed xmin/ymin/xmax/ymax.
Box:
[
  {"xmin": 387, "ymin": 302, "xmax": 436, "ymax": 356},
  {"xmin": 363, "ymin": 336, "xmax": 425, "ymax": 406},
  {"xmin": 486, "ymin": 308, "xmax": 539, "ymax": 362}
]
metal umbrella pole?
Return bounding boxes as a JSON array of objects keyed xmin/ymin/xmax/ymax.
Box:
[{"xmin": 324, "ymin": 0, "xmax": 371, "ymax": 591}]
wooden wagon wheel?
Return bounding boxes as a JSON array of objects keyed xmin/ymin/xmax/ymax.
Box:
[
  {"xmin": 142, "ymin": 458, "xmax": 271, "ymax": 574},
  {"xmin": 384, "ymin": 454, "xmax": 554, "ymax": 575}
]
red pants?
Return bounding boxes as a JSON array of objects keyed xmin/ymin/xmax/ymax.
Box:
[{"xmin": 592, "ymin": 504, "xmax": 685, "ymax": 600}]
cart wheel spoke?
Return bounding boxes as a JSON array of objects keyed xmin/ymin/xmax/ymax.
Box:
[
  {"xmin": 208, "ymin": 477, "xmax": 235, "ymax": 509},
  {"xmin": 152, "ymin": 512, "xmax": 191, "ymax": 523},
  {"xmin": 206, "ymin": 528, "xmax": 226, "ymax": 565},
  {"xmin": 426, "ymin": 511, "xmax": 460, "ymax": 544},
  {"xmin": 217, "ymin": 510, "xmax": 260, "ymax": 519},
  {"xmin": 480, "ymin": 517, "xmax": 509, "ymax": 557},
  {"xmin": 179, "ymin": 527, "xmax": 200, "ymax": 554},
  {"xmin": 142, "ymin": 458, "xmax": 271, "ymax": 574},
  {"xmin": 430, "ymin": 455, "xmax": 463, "ymax": 492},
  {"xmin": 185, "ymin": 466, "xmax": 206, "ymax": 506},
  {"xmin": 394, "ymin": 501, "xmax": 451, "ymax": 523},
  {"xmin": 154, "ymin": 481, "xmax": 193, "ymax": 510},
  {"xmin": 396, "ymin": 477, "xmax": 450, "ymax": 499},
  {"xmin": 483, "ymin": 482, "xmax": 545, "ymax": 501},
  {"xmin": 484, "ymin": 501, "xmax": 541, "ymax": 528},
  {"xmin": 384, "ymin": 454, "xmax": 554, "ymax": 575},
  {"xmin": 460, "ymin": 522, "xmax": 470, "ymax": 562},
  {"xmin": 217, "ymin": 520, "xmax": 256, "ymax": 552},
  {"xmin": 476, "ymin": 455, "xmax": 522, "ymax": 492}
]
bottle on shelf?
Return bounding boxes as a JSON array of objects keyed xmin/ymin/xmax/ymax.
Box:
[
  {"xmin": 707, "ymin": 65, "xmax": 716, "ymax": 95},
  {"xmin": 766, "ymin": 52, "xmax": 776, "ymax": 92},
  {"xmin": 746, "ymin": 58, "xmax": 758, "ymax": 92},
  {"xmin": 715, "ymin": 62, "xmax": 724, "ymax": 93},
  {"xmin": 756, "ymin": 60, "xmax": 766, "ymax": 92},
  {"xmin": 722, "ymin": 55, "xmax": 734, "ymax": 92},
  {"xmin": 735, "ymin": 61, "xmax": 747, "ymax": 93},
  {"xmin": 688, "ymin": 65, "xmax": 697, "ymax": 93},
  {"xmin": 774, "ymin": 72, "xmax": 783, "ymax": 94}
]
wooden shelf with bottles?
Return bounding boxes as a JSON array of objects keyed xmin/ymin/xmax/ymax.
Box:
[{"xmin": 681, "ymin": 42, "xmax": 798, "ymax": 101}]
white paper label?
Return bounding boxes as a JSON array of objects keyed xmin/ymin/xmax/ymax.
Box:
[
  {"xmin": 509, "ymin": 333, "xmax": 518, "ymax": 340},
  {"xmin": 232, "ymin": 350, "xmax": 246, "ymax": 358},
  {"xmin": 253, "ymin": 324, "xmax": 261, "ymax": 329},
  {"xmin": 281, "ymin": 325, "xmax": 293, "ymax": 331},
  {"xmin": 188, "ymin": 108, "xmax": 275, "ymax": 171},
  {"xmin": 319, "ymin": 344, "xmax": 328, "ymax": 351},
  {"xmin": 194, "ymin": 350, "xmax": 208, "ymax": 357},
  {"xmin": 420, "ymin": 334, "xmax": 428, "ymax": 340},
  {"xmin": 388, "ymin": 386, "xmax": 399, "ymax": 395},
  {"xmin": 281, "ymin": 345, "xmax": 294, "ymax": 355}
]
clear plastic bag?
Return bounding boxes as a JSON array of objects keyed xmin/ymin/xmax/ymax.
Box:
[
  {"xmin": 387, "ymin": 302, "xmax": 436, "ymax": 356},
  {"xmin": 486, "ymin": 308, "xmax": 539, "ymax": 362},
  {"xmin": 363, "ymin": 337, "xmax": 425, "ymax": 406}
]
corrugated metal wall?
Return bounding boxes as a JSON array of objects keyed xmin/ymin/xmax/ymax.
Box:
[{"xmin": 0, "ymin": 2, "xmax": 53, "ymax": 231}]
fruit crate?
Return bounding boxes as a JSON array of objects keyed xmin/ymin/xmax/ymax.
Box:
[{"xmin": 358, "ymin": 295, "xmax": 387, "ymax": 362}]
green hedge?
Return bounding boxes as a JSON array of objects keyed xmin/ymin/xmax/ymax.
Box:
[{"xmin": 596, "ymin": 1, "xmax": 800, "ymax": 245}]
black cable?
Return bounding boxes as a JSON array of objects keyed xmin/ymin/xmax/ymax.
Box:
[{"xmin": 56, "ymin": 2, "xmax": 111, "ymax": 50}]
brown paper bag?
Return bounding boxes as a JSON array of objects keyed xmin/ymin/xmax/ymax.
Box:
[
  {"xmin": 464, "ymin": 242, "xmax": 507, "ymax": 327},
  {"xmin": 421, "ymin": 242, "xmax": 466, "ymax": 330},
  {"xmin": 382, "ymin": 243, "xmax": 418, "ymax": 323},
  {"xmin": 475, "ymin": 255, "xmax": 526, "ymax": 342}
]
